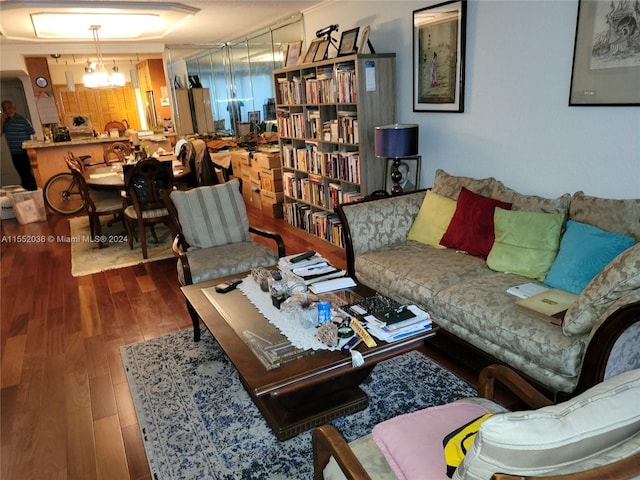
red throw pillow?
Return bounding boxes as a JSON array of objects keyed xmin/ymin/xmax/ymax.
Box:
[{"xmin": 440, "ymin": 187, "xmax": 512, "ymax": 259}]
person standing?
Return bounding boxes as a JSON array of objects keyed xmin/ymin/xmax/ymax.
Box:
[{"xmin": 1, "ymin": 100, "xmax": 37, "ymax": 190}]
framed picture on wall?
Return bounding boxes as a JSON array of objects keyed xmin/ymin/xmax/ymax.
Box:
[
  {"xmin": 413, "ymin": 0, "xmax": 467, "ymax": 112},
  {"xmin": 569, "ymin": 0, "xmax": 640, "ymax": 106},
  {"xmin": 338, "ymin": 27, "xmax": 360, "ymax": 56},
  {"xmin": 284, "ymin": 41, "xmax": 303, "ymax": 66}
]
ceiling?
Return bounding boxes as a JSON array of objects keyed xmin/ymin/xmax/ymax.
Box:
[{"xmin": 0, "ymin": 0, "xmax": 322, "ymax": 65}]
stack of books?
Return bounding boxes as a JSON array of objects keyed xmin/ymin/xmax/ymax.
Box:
[
  {"xmin": 365, "ymin": 305, "xmax": 432, "ymax": 342},
  {"xmin": 340, "ymin": 294, "xmax": 432, "ymax": 342}
]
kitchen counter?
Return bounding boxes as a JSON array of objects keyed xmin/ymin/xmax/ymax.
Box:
[{"xmin": 24, "ymin": 133, "xmax": 177, "ymax": 189}]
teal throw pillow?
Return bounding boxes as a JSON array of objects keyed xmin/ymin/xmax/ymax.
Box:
[
  {"xmin": 487, "ymin": 208, "xmax": 565, "ymax": 280},
  {"xmin": 545, "ymin": 220, "xmax": 636, "ymax": 294}
]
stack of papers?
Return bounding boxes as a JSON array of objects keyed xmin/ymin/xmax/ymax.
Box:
[
  {"xmin": 291, "ymin": 262, "xmax": 346, "ymax": 285},
  {"xmin": 309, "ymin": 276, "xmax": 356, "ymax": 294},
  {"xmin": 278, "ymin": 252, "xmax": 327, "ymax": 270},
  {"xmin": 507, "ymin": 282, "xmax": 550, "ymax": 299}
]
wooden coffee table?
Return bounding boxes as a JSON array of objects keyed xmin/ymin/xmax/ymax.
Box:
[{"xmin": 181, "ymin": 274, "xmax": 436, "ymax": 440}]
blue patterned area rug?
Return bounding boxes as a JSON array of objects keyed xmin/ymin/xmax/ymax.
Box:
[{"xmin": 121, "ymin": 328, "xmax": 477, "ymax": 479}]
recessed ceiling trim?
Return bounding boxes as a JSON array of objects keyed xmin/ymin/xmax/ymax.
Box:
[
  {"xmin": 1, "ymin": 1, "xmax": 200, "ymax": 42},
  {"xmin": 31, "ymin": 13, "xmax": 165, "ymax": 39}
]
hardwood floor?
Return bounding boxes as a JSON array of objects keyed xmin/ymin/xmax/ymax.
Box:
[{"xmin": 0, "ymin": 204, "xmax": 480, "ymax": 480}]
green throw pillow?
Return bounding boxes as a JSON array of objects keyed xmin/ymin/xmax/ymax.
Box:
[
  {"xmin": 487, "ymin": 208, "xmax": 565, "ymax": 280},
  {"xmin": 407, "ymin": 190, "xmax": 457, "ymax": 248}
]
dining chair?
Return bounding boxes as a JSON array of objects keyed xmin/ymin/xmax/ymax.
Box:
[
  {"xmin": 123, "ymin": 158, "xmax": 174, "ymax": 259},
  {"xmin": 103, "ymin": 142, "xmax": 131, "ymax": 166},
  {"xmin": 67, "ymin": 163, "xmax": 125, "ymax": 248}
]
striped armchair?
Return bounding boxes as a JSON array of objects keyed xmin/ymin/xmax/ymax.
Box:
[{"xmin": 164, "ymin": 179, "xmax": 285, "ymax": 340}]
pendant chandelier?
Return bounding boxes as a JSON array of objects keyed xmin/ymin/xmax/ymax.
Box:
[{"xmin": 82, "ymin": 25, "xmax": 125, "ymax": 89}]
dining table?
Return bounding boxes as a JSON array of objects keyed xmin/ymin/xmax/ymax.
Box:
[{"xmin": 85, "ymin": 155, "xmax": 189, "ymax": 189}]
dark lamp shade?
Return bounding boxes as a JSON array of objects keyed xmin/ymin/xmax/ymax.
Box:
[{"xmin": 375, "ymin": 123, "xmax": 419, "ymax": 158}]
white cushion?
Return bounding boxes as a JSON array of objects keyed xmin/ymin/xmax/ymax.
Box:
[{"xmin": 454, "ymin": 368, "xmax": 640, "ymax": 480}]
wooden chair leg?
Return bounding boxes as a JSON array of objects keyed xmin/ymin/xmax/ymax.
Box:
[
  {"xmin": 138, "ymin": 219, "xmax": 148, "ymax": 259},
  {"xmin": 93, "ymin": 214, "xmax": 106, "ymax": 248},
  {"xmin": 125, "ymin": 218, "xmax": 135, "ymax": 250},
  {"xmin": 149, "ymin": 224, "xmax": 159, "ymax": 243},
  {"xmin": 186, "ymin": 300, "xmax": 201, "ymax": 342}
]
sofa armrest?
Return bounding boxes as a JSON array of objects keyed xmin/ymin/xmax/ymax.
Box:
[
  {"xmin": 336, "ymin": 190, "xmax": 427, "ymax": 277},
  {"xmin": 249, "ymin": 226, "xmax": 286, "ymax": 258},
  {"xmin": 575, "ymin": 301, "xmax": 640, "ymax": 395},
  {"xmin": 478, "ymin": 365, "xmax": 553, "ymax": 409}
]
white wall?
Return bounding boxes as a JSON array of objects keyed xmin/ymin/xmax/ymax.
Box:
[{"xmin": 303, "ymin": 0, "xmax": 640, "ymax": 199}]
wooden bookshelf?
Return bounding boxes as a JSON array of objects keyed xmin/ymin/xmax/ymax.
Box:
[{"xmin": 272, "ymin": 53, "xmax": 396, "ymax": 247}]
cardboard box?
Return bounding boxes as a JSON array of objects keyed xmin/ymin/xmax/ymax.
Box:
[
  {"xmin": 249, "ymin": 164, "xmax": 261, "ymax": 184},
  {"xmin": 250, "ymin": 181, "xmax": 261, "ymax": 208},
  {"xmin": 260, "ymin": 190, "xmax": 284, "ymax": 218},
  {"xmin": 253, "ymin": 152, "xmax": 281, "ymax": 170},
  {"xmin": 259, "ymin": 168, "xmax": 283, "ymax": 192},
  {"xmin": 241, "ymin": 172, "xmax": 252, "ymax": 204},
  {"xmin": 261, "ymin": 201, "xmax": 283, "ymax": 219},
  {"xmin": 260, "ymin": 190, "xmax": 284, "ymax": 204},
  {"xmin": 231, "ymin": 150, "xmax": 250, "ymax": 170}
]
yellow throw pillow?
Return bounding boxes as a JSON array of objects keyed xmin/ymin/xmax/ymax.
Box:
[{"xmin": 407, "ymin": 190, "xmax": 457, "ymax": 248}]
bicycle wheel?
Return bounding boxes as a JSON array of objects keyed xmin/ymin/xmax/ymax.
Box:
[{"xmin": 43, "ymin": 172, "xmax": 85, "ymax": 215}]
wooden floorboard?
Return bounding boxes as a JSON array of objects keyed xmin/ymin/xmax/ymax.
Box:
[{"xmin": 0, "ymin": 203, "xmax": 482, "ymax": 479}]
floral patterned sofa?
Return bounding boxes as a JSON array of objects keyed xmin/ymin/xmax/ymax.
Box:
[{"xmin": 336, "ymin": 170, "xmax": 640, "ymax": 396}]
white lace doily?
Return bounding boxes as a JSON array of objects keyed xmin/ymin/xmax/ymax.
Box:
[{"xmin": 238, "ymin": 275, "xmax": 339, "ymax": 351}]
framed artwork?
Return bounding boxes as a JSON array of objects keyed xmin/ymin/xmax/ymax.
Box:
[
  {"xmin": 413, "ymin": 0, "xmax": 467, "ymax": 112},
  {"xmin": 303, "ymin": 38, "xmax": 323, "ymax": 64},
  {"xmin": 284, "ymin": 41, "xmax": 303, "ymax": 66},
  {"xmin": 314, "ymin": 40, "xmax": 330, "ymax": 62},
  {"xmin": 359, "ymin": 25, "xmax": 372, "ymax": 54},
  {"xmin": 569, "ymin": 0, "xmax": 640, "ymax": 106},
  {"xmin": 338, "ymin": 27, "xmax": 360, "ymax": 56},
  {"xmin": 385, "ymin": 157, "xmax": 421, "ymax": 194}
]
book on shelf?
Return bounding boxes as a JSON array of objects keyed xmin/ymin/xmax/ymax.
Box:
[{"xmin": 516, "ymin": 288, "xmax": 578, "ymax": 325}]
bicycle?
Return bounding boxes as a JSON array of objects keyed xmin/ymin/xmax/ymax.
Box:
[
  {"xmin": 43, "ymin": 153, "xmax": 107, "ymax": 215},
  {"xmin": 43, "ymin": 171, "xmax": 85, "ymax": 215}
]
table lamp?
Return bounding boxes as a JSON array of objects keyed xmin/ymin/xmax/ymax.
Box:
[{"xmin": 375, "ymin": 124, "xmax": 419, "ymax": 195}]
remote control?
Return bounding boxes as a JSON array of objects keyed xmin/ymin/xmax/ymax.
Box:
[
  {"xmin": 215, "ymin": 278, "xmax": 243, "ymax": 293},
  {"xmin": 289, "ymin": 250, "xmax": 316, "ymax": 263}
]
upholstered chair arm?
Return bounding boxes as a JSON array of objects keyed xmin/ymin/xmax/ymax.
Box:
[
  {"xmin": 249, "ymin": 226, "xmax": 286, "ymax": 258},
  {"xmin": 491, "ymin": 451, "xmax": 640, "ymax": 480},
  {"xmin": 171, "ymin": 232, "xmax": 193, "ymax": 285},
  {"xmin": 312, "ymin": 425, "xmax": 372, "ymax": 480},
  {"xmin": 478, "ymin": 364, "xmax": 553, "ymax": 409}
]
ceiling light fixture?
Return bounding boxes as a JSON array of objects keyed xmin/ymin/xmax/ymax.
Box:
[{"xmin": 82, "ymin": 26, "xmax": 126, "ymax": 89}]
